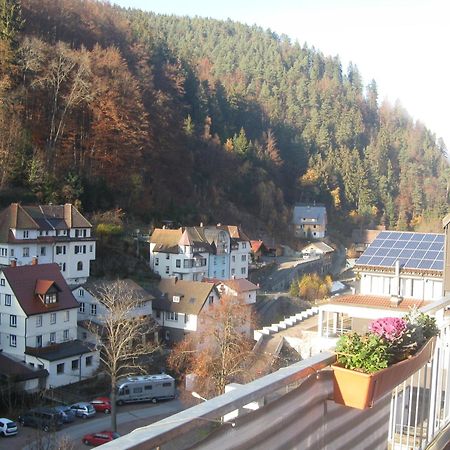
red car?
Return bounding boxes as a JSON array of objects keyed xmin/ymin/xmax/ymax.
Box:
[
  {"xmin": 82, "ymin": 430, "xmax": 120, "ymax": 446},
  {"xmin": 89, "ymin": 397, "xmax": 111, "ymax": 414}
]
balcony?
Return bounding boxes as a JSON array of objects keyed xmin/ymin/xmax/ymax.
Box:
[{"xmin": 102, "ymin": 297, "xmax": 450, "ymax": 450}]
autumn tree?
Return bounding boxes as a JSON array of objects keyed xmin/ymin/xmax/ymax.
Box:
[
  {"xmin": 297, "ymin": 273, "xmax": 332, "ymax": 303},
  {"xmin": 87, "ymin": 280, "xmax": 158, "ymax": 432},
  {"xmin": 168, "ymin": 295, "xmax": 256, "ymax": 399}
]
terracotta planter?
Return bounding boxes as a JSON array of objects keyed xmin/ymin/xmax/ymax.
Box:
[{"xmin": 332, "ymin": 337, "xmax": 436, "ymax": 410}]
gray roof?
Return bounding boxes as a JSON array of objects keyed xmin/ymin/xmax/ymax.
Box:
[
  {"xmin": 25, "ymin": 340, "xmax": 95, "ymax": 362},
  {"xmin": 293, "ymin": 204, "xmax": 327, "ymax": 225}
]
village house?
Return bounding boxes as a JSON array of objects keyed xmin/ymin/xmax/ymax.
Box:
[
  {"xmin": 0, "ymin": 262, "xmax": 99, "ymax": 389},
  {"xmin": 0, "ymin": 203, "xmax": 96, "ymax": 285},
  {"xmin": 73, "ymin": 279, "xmax": 154, "ymax": 343},
  {"xmin": 293, "ymin": 204, "xmax": 327, "ymax": 239},
  {"xmin": 350, "ymin": 226, "xmax": 385, "ymax": 257},
  {"xmin": 317, "ymin": 230, "xmax": 445, "ymax": 350},
  {"xmin": 300, "ymin": 241, "xmax": 335, "ymax": 273},
  {"xmin": 151, "ymin": 278, "xmax": 220, "ymax": 343},
  {"xmin": 250, "ymin": 240, "xmax": 270, "ymax": 262},
  {"xmin": 149, "ymin": 224, "xmax": 250, "ymax": 280}
]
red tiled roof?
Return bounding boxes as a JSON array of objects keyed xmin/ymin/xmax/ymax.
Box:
[
  {"xmin": 328, "ymin": 294, "xmax": 430, "ymax": 310},
  {"xmin": 35, "ymin": 280, "xmax": 58, "ymax": 295},
  {"xmin": 251, "ymin": 240, "xmax": 264, "ymax": 253},
  {"xmin": 2, "ymin": 263, "xmax": 79, "ymax": 316}
]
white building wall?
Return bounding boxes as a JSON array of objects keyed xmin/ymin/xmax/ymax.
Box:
[{"xmin": 229, "ymin": 241, "xmax": 250, "ymax": 279}]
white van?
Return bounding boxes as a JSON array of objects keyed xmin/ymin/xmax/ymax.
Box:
[{"xmin": 116, "ymin": 374, "xmax": 176, "ymax": 405}]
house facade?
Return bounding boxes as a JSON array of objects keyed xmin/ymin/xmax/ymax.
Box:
[
  {"xmin": 355, "ymin": 231, "xmax": 443, "ymax": 301},
  {"xmin": 149, "ymin": 225, "xmax": 250, "ymax": 281},
  {"xmin": 0, "ymin": 263, "xmax": 99, "ymax": 388},
  {"xmin": 0, "ymin": 203, "xmax": 96, "ymax": 285},
  {"xmin": 293, "ymin": 204, "xmax": 327, "ymax": 239},
  {"xmin": 152, "ymin": 278, "xmax": 220, "ymax": 342}
]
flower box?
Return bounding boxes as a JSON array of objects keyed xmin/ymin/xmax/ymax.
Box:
[{"xmin": 332, "ymin": 336, "xmax": 436, "ymax": 410}]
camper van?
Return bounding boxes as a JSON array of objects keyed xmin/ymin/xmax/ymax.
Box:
[{"xmin": 116, "ymin": 374, "xmax": 176, "ymax": 405}]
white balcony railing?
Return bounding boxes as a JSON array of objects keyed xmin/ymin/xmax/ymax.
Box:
[{"xmin": 102, "ymin": 297, "xmax": 450, "ymax": 450}]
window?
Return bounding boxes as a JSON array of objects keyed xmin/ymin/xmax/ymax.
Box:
[
  {"xmin": 78, "ymin": 289, "xmax": 84, "ymax": 297},
  {"xmin": 144, "ymin": 385, "xmax": 153, "ymax": 391},
  {"xmin": 45, "ymin": 293, "xmax": 57, "ymax": 304},
  {"xmin": 56, "ymin": 245, "xmax": 66, "ymax": 255},
  {"xmin": 72, "ymin": 359, "xmax": 79, "ymax": 370},
  {"xmin": 167, "ymin": 311, "xmax": 178, "ymax": 321},
  {"xmin": 5, "ymin": 294, "xmax": 11, "ymax": 306},
  {"xmin": 77, "ymin": 261, "xmax": 83, "ymax": 271},
  {"xmin": 155, "ymin": 258, "xmax": 159, "ymax": 266},
  {"xmin": 91, "ymin": 304, "xmax": 97, "ymax": 315},
  {"xmin": 165, "ymin": 266, "xmax": 169, "ymax": 274},
  {"xmin": 184, "ymin": 314, "xmax": 189, "ymax": 323},
  {"xmin": 133, "ymin": 387, "xmax": 143, "ymax": 394},
  {"xmin": 57, "ymin": 363, "xmax": 64, "ymax": 374},
  {"xmin": 10, "ymin": 315, "xmax": 17, "ymax": 327},
  {"xmin": 176, "ymin": 259, "xmax": 181, "ymax": 268},
  {"xmin": 241, "ymin": 267, "xmax": 246, "ymax": 275},
  {"xmin": 50, "ymin": 313, "xmax": 56, "ymax": 324},
  {"xmin": 162, "ymin": 382, "xmax": 172, "ymax": 387},
  {"xmin": 0, "ymin": 248, "xmax": 7, "ymax": 256},
  {"xmin": 0, "ymin": 278, "xmax": 4, "ymax": 286},
  {"xmin": 10, "ymin": 249, "xmax": 14, "ymax": 256},
  {"xmin": 36, "ymin": 335, "xmax": 42, "ymax": 347},
  {"xmin": 209, "ymin": 296, "xmax": 214, "ymax": 305},
  {"xmin": 221, "ymin": 270, "xmax": 225, "ymax": 277},
  {"xmin": 64, "ymin": 310, "xmax": 70, "ymax": 322},
  {"xmin": 86, "ymin": 356, "xmax": 93, "ymax": 366},
  {"xmin": 232, "ymin": 255, "xmax": 236, "ymax": 262},
  {"xmin": 75, "ymin": 245, "xmax": 79, "ymax": 254},
  {"xmin": 23, "ymin": 247, "xmax": 29, "ymax": 257},
  {"xmin": 242, "ymin": 242, "xmax": 247, "ymax": 249},
  {"xmin": 166, "ymin": 253, "xmax": 170, "ymax": 259},
  {"xmin": 49, "ymin": 332, "xmax": 56, "ymax": 343},
  {"xmin": 89, "ymin": 244, "xmax": 93, "ymax": 252},
  {"xmin": 36, "ymin": 315, "xmax": 42, "ymax": 327},
  {"xmin": 23, "ymin": 230, "xmax": 29, "ymax": 238},
  {"xmin": 241, "ymin": 255, "xmax": 246, "ymax": 262},
  {"xmin": 10, "ymin": 335, "xmax": 16, "ymax": 347},
  {"xmin": 75, "ymin": 229, "xmax": 81, "ymax": 238},
  {"xmin": 231, "ymin": 268, "xmax": 235, "ymax": 276},
  {"xmin": 83, "ymin": 229, "xmax": 87, "ymax": 237},
  {"xmin": 58, "ymin": 262, "xmax": 66, "ymax": 272},
  {"xmin": 79, "ymin": 302, "xmax": 85, "ymax": 313},
  {"xmin": 156, "ymin": 310, "xmax": 161, "ymax": 319},
  {"xmin": 63, "ymin": 329, "xmax": 69, "ymax": 341},
  {"xmin": 40, "ymin": 246, "xmax": 46, "ymax": 256}
]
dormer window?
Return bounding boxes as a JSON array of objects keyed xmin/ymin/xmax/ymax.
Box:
[
  {"xmin": 45, "ymin": 292, "xmax": 57, "ymax": 304},
  {"xmin": 23, "ymin": 230, "xmax": 29, "ymax": 239}
]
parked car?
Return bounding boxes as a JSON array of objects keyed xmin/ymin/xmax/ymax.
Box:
[
  {"xmin": 51, "ymin": 405, "xmax": 75, "ymax": 423},
  {"xmin": 18, "ymin": 407, "xmax": 63, "ymax": 432},
  {"xmin": 70, "ymin": 402, "xmax": 96, "ymax": 419},
  {"xmin": 82, "ymin": 430, "xmax": 120, "ymax": 446},
  {"xmin": 0, "ymin": 418, "xmax": 18, "ymax": 437},
  {"xmin": 90, "ymin": 397, "xmax": 111, "ymax": 414}
]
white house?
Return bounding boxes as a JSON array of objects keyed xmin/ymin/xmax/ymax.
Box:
[
  {"xmin": 0, "ymin": 203, "xmax": 96, "ymax": 285},
  {"xmin": 152, "ymin": 278, "xmax": 220, "ymax": 342},
  {"xmin": 293, "ymin": 204, "xmax": 327, "ymax": 238},
  {"xmin": 73, "ymin": 279, "xmax": 154, "ymax": 342},
  {"xmin": 0, "ymin": 262, "xmax": 99, "ymax": 389},
  {"xmin": 355, "ymin": 231, "xmax": 443, "ymax": 300},
  {"xmin": 216, "ymin": 278, "xmax": 258, "ymax": 305},
  {"xmin": 149, "ymin": 225, "xmax": 250, "ymax": 281}
]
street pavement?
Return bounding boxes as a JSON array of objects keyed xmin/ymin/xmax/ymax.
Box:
[{"xmin": 0, "ymin": 399, "xmax": 184, "ymax": 449}]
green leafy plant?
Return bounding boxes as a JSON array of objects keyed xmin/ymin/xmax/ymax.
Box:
[{"xmin": 335, "ymin": 311, "xmax": 439, "ymax": 374}]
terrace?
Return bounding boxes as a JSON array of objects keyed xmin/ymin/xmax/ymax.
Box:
[{"xmin": 101, "ymin": 295, "xmax": 450, "ymax": 450}]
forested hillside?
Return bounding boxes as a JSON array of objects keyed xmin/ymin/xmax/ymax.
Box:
[{"xmin": 0, "ymin": 0, "xmax": 448, "ymax": 234}]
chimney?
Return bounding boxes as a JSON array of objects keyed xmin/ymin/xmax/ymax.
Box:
[
  {"xmin": 64, "ymin": 204, "xmax": 72, "ymax": 228},
  {"xmin": 31, "ymin": 257, "xmax": 38, "ymax": 266},
  {"xmin": 10, "ymin": 258, "xmax": 17, "ymax": 268}
]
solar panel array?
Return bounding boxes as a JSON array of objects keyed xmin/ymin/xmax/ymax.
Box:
[{"xmin": 356, "ymin": 231, "xmax": 444, "ymax": 271}]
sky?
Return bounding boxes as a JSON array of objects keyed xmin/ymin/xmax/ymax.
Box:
[{"xmin": 113, "ymin": 0, "xmax": 450, "ymax": 148}]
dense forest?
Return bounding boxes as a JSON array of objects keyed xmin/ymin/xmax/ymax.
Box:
[{"xmin": 0, "ymin": 0, "xmax": 448, "ymax": 235}]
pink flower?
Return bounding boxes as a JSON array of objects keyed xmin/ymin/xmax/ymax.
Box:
[{"xmin": 369, "ymin": 317, "xmax": 407, "ymax": 342}]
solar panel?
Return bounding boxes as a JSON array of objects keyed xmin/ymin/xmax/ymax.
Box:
[{"xmin": 356, "ymin": 231, "xmax": 444, "ymax": 271}]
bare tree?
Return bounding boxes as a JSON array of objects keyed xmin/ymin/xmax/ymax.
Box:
[
  {"xmin": 86, "ymin": 280, "xmax": 158, "ymax": 432},
  {"xmin": 168, "ymin": 295, "xmax": 256, "ymax": 399}
]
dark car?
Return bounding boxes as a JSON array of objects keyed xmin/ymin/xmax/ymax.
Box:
[
  {"xmin": 51, "ymin": 405, "xmax": 75, "ymax": 423},
  {"xmin": 18, "ymin": 407, "xmax": 63, "ymax": 432},
  {"xmin": 90, "ymin": 397, "xmax": 111, "ymax": 414},
  {"xmin": 82, "ymin": 430, "xmax": 120, "ymax": 446}
]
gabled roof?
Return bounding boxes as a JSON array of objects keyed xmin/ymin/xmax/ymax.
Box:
[
  {"xmin": 302, "ymin": 241, "xmax": 334, "ymax": 254},
  {"xmin": 79, "ymin": 278, "xmax": 154, "ymax": 303},
  {"xmin": 293, "ymin": 204, "xmax": 327, "ymax": 225},
  {"xmin": 2, "ymin": 263, "xmax": 79, "ymax": 316},
  {"xmin": 0, "ymin": 203, "xmax": 91, "ymax": 242},
  {"xmin": 35, "ymin": 279, "xmax": 60, "ymax": 295},
  {"xmin": 25, "ymin": 340, "xmax": 95, "ymax": 362},
  {"xmin": 217, "ymin": 225, "xmax": 250, "ymax": 242},
  {"xmin": 152, "ymin": 278, "xmax": 216, "ymax": 315},
  {"xmin": 220, "ymin": 279, "xmax": 259, "ymax": 293},
  {"xmin": 251, "ymin": 240, "xmax": 268, "ymax": 253},
  {"xmin": 150, "ymin": 228, "xmax": 183, "ymax": 246}
]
